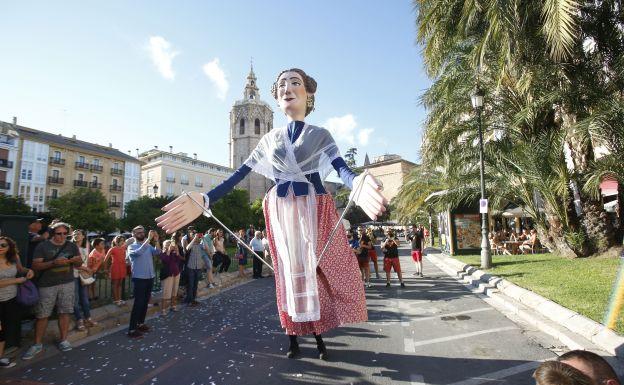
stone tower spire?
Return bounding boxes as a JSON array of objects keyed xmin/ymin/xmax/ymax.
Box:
[
  {"xmin": 244, "ymin": 62, "xmax": 260, "ymax": 100},
  {"xmin": 229, "ymin": 63, "xmax": 274, "ymax": 201},
  {"xmin": 364, "ymin": 153, "xmax": 371, "ymax": 166}
]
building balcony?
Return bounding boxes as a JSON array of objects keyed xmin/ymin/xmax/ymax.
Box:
[
  {"xmin": 0, "ymin": 137, "xmax": 15, "ymax": 145},
  {"xmin": 47, "ymin": 176, "xmax": 65, "ymax": 185},
  {"xmin": 90, "ymin": 164, "xmax": 103, "ymax": 173},
  {"xmin": 110, "ymin": 185, "xmax": 123, "ymax": 192},
  {"xmin": 49, "ymin": 157, "xmax": 66, "ymax": 166},
  {"xmin": 0, "ymin": 159, "xmax": 13, "ymax": 168},
  {"xmin": 89, "ymin": 182, "xmax": 102, "ymax": 189},
  {"xmin": 46, "ymin": 195, "xmax": 59, "ymax": 201},
  {"xmin": 195, "ymin": 182, "xmax": 204, "ymax": 188},
  {"xmin": 75, "ymin": 162, "xmax": 90, "ymax": 170},
  {"xmin": 180, "ymin": 180, "xmax": 189, "ymax": 185},
  {"xmin": 111, "ymin": 168, "xmax": 124, "ymax": 176},
  {"xmin": 166, "ymin": 177, "xmax": 176, "ymax": 183},
  {"xmin": 109, "ymin": 201, "xmax": 122, "ymax": 208},
  {"xmin": 0, "ymin": 181, "xmax": 10, "ymax": 190},
  {"xmin": 73, "ymin": 180, "xmax": 88, "ymax": 187}
]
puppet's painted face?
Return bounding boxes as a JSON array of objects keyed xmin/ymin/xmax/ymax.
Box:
[{"xmin": 277, "ymin": 71, "xmax": 307, "ymax": 120}]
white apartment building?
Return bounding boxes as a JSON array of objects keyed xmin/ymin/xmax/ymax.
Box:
[
  {"xmin": 123, "ymin": 161, "xmax": 141, "ymax": 215},
  {"xmin": 18, "ymin": 139, "xmax": 49, "ymax": 212}
]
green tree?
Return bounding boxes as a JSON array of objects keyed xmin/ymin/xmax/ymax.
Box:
[
  {"xmin": 344, "ymin": 147, "xmax": 358, "ymax": 168},
  {"xmin": 250, "ymin": 197, "xmax": 265, "ymax": 229},
  {"xmin": 392, "ymin": 165, "xmax": 445, "ymax": 225},
  {"xmin": 120, "ymin": 195, "xmax": 175, "ymax": 233},
  {"xmin": 413, "ymin": 0, "xmax": 624, "ymax": 256},
  {"xmin": 192, "ymin": 189, "xmax": 254, "ymax": 233},
  {"xmin": 0, "ymin": 195, "xmax": 32, "ymax": 215},
  {"xmin": 48, "ymin": 189, "xmax": 116, "ymax": 232}
]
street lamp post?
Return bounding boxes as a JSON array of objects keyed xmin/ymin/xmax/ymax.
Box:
[
  {"xmin": 471, "ymin": 87, "xmax": 491, "ymax": 269},
  {"xmin": 152, "ymin": 184, "xmax": 159, "ymax": 198}
]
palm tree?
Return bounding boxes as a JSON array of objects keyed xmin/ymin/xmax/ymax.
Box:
[{"xmin": 411, "ymin": 0, "xmax": 624, "ymax": 256}]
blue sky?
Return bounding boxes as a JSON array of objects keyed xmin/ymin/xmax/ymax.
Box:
[{"xmin": 0, "ymin": 0, "xmax": 430, "ymax": 168}]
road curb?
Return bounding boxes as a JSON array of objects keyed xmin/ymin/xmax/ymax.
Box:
[{"xmin": 426, "ymin": 251, "xmax": 624, "ymax": 357}]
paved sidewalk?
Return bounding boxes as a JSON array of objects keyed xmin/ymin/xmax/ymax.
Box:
[{"xmin": 424, "ymin": 247, "xmax": 624, "ymax": 377}]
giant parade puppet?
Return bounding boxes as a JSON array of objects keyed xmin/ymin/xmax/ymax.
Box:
[{"xmin": 156, "ymin": 68, "xmax": 387, "ymax": 360}]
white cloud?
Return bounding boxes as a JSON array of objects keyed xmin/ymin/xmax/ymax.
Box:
[
  {"xmin": 146, "ymin": 36, "xmax": 179, "ymax": 80},
  {"xmin": 357, "ymin": 128, "xmax": 374, "ymax": 146},
  {"xmin": 324, "ymin": 114, "xmax": 374, "ymax": 146},
  {"xmin": 202, "ymin": 58, "xmax": 229, "ymax": 100}
]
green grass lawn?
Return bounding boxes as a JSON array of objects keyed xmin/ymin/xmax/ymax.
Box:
[{"xmin": 454, "ymin": 253, "xmax": 624, "ymax": 335}]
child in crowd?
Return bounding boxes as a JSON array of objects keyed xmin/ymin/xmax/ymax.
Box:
[
  {"xmin": 87, "ymin": 238, "xmax": 106, "ymax": 301},
  {"xmin": 104, "ymin": 236, "xmax": 127, "ymax": 306},
  {"xmin": 236, "ymin": 229, "xmax": 249, "ymax": 278}
]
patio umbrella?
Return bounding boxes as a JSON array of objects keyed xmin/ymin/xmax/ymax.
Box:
[{"xmin": 502, "ymin": 207, "xmax": 529, "ymax": 218}]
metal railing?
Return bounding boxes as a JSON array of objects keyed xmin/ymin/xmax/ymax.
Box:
[
  {"xmin": 47, "ymin": 176, "xmax": 65, "ymax": 185},
  {"xmin": 110, "ymin": 185, "xmax": 123, "ymax": 192},
  {"xmin": 111, "ymin": 168, "xmax": 124, "ymax": 176},
  {"xmin": 109, "ymin": 201, "xmax": 121, "ymax": 208},
  {"xmin": 89, "ymin": 182, "xmax": 102, "ymax": 189},
  {"xmin": 49, "ymin": 157, "xmax": 66, "ymax": 165},
  {"xmin": 75, "ymin": 162, "xmax": 90, "ymax": 170},
  {"xmin": 90, "ymin": 164, "xmax": 103, "ymax": 172},
  {"xmin": 74, "ymin": 180, "xmax": 88, "ymax": 187},
  {"xmin": 0, "ymin": 159, "xmax": 13, "ymax": 168},
  {"xmin": 0, "ymin": 181, "xmax": 10, "ymax": 190},
  {"xmin": 87, "ymin": 248, "xmax": 240, "ymax": 309}
]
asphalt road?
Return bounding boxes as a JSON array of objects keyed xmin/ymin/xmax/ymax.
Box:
[{"xmin": 2, "ymin": 245, "xmax": 558, "ymax": 385}]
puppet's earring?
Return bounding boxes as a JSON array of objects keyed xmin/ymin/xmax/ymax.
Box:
[{"xmin": 306, "ymin": 96, "xmax": 314, "ymax": 108}]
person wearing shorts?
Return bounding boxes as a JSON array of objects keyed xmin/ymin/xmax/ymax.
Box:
[
  {"xmin": 23, "ymin": 222, "xmax": 83, "ymax": 360},
  {"xmin": 407, "ymin": 224, "xmax": 425, "ymax": 277},
  {"xmin": 381, "ymin": 231, "xmax": 405, "ymax": 288},
  {"xmin": 357, "ymin": 228, "xmax": 372, "ymax": 288},
  {"xmin": 366, "ymin": 228, "xmax": 380, "ymax": 279}
]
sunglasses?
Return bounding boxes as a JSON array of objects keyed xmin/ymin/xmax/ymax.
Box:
[
  {"xmin": 0, "ymin": 243, "xmax": 8, "ymax": 248},
  {"xmin": 55, "ymin": 232, "xmax": 68, "ymax": 236}
]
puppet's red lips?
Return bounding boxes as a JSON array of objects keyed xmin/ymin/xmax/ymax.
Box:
[{"xmin": 283, "ymin": 98, "xmax": 294, "ymax": 102}]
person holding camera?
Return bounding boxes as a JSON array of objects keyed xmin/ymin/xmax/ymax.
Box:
[
  {"xmin": 213, "ymin": 229, "xmax": 231, "ymax": 273},
  {"xmin": 185, "ymin": 230, "xmax": 205, "ymax": 307},
  {"xmin": 23, "ymin": 222, "xmax": 83, "ymax": 360},
  {"xmin": 159, "ymin": 240, "xmax": 182, "ymax": 314},
  {"xmin": 381, "ymin": 230, "xmax": 405, "ymax": 288},
  {"xmin": 126, "ymin": 226, "xmax": 160, "ymax": 338}
]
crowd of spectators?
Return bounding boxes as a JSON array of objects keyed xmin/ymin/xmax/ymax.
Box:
[
  {"xmin": 0, "ymin": 218, "xmax": 272, "ymax": 367},
  {"xmin": 489, "ymin": 228, "xmax": 544, "ymax": 255}
]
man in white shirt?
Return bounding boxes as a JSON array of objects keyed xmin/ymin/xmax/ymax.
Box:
[{"xmin": 249, "ymin": 231, "xmax": 265, "ymax": 279}]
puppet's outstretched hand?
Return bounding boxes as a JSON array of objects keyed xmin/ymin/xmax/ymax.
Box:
[
  {"xmin": 156, "ymin": 191, "xmax": 207, "ymax": 234},
  {"xmin": 350, "ymin": 172, "xmax": 387, "ymax": 220}
]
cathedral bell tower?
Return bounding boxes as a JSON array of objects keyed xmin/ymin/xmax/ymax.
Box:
[{"xmin": 229, "ymin": 64, "xmax": 274, "ymax": 202}]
